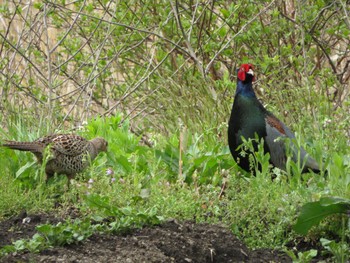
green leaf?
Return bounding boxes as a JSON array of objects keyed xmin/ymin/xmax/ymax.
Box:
[
  {"xmin": 15, "ymin": 161, "xmax": 36, "ymax": 178},
  {"xmin": 115, "ymin": 155, "xmax": 132, "ymax": 173},
  {"xmin": 33, "ymin": 2, "xmax": 43, "ymax": 9},
  {"xmin": 293, "ymin": 197, "xmax": 350, "ymax": 235},
  {"xmin": 220, "ymin": 9, "xmax": 230, "ymax": 18}
]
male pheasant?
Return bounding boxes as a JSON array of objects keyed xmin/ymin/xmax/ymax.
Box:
[
  {"xmin": 228, "ymin": 63, "xmax": 320, "ymax": 174},
  {"xmin": 2, "ymin": 134, "xmax": 108, "ymax": 180}
]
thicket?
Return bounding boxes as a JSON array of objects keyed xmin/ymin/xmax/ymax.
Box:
[{"xmin": 0, "ymin": 0, "xmax": 348, "ymax": 136}]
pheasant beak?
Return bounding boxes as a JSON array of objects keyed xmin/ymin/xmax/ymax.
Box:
[{"xmin": 247, "ymin": 68, "xmax": 254, "ymax": 76}]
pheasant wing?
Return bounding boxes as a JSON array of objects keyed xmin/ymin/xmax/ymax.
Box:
[
  {"xmin": 265, "ymin": 114, "xmax": 320, "ymax": 172},
  {"xmin": 49, "ymin": 134, "xmax": 89, "ymax": 156}
]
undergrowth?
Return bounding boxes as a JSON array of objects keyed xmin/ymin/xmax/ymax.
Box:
[{"xmin": 0, "ymin": 112, "xmax": 349, "ymax": 260}]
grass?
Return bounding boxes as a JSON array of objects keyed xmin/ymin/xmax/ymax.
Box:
[
  {"xmin": 0, "ymin": 111, "xmax": 349, "ymax": 260},
  {"xmin": 1, "ymin": 1, "xmax": 349, "ymax": 260}
]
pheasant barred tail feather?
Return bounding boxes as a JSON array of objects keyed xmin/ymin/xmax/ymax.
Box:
[
  {"xmin": 2, "ymin": 141, "xmax": 45, "ymax": 153},
  {"xmin": 228, "ymin": 63, "xmax": 320, "ymax": 174}
]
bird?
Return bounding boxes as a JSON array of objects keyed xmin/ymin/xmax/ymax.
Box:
[
  {"xmin": 2, "ymin": 134, "xmax": 108, "ymax": 180},
  {"xmin": 228, "ymin": 63, "xmax": 320, "ymax": 174}
]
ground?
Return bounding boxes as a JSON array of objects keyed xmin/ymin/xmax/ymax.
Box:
[{"xmin": 0, "ymin": 212, "xmax": 325, "ymax": 263}]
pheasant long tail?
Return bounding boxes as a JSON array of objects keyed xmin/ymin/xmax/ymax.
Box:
[{"xmin": 2, "ymin": 141, "xmax": 44, "ymax": 153}]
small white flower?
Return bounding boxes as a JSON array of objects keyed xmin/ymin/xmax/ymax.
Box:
[{"xmin": 106, "ymin": 168, "xmax": 114, "ymax": 176}]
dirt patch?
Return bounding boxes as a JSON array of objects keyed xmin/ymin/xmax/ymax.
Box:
[
  {"xmin": 0, "ymin": 212, "xmax": 300, "ymax": 262},
  {"xmin": 0, "ymin": 211, "xmax": 58, "ymax": 248}
]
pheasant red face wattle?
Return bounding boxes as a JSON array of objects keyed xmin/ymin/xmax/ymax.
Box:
[{"xmin": 237, "ymin": 64, "xmax": 255, "ymax": 82}]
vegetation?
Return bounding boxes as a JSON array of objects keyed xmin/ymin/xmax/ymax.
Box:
[{"xmin": 0, "ymin": 0, "xmax": 349, "ymax": 261}]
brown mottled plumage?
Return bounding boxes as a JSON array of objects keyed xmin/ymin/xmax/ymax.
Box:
[{"xmin": 2, "ymin": 134, "xmax": 108, "ymax": 180}]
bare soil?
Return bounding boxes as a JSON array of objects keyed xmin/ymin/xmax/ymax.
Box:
[{"xmin": 0, "ymin": 211, "xmax": 323, "ymax": 262}]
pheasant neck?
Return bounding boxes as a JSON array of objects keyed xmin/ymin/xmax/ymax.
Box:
[
  {"xmin": 235, "ymin": 80, "xmax": 256, "ymax": 98},
  {"xmin": 87, "ymin": 143, "xmax": 98, "ymax": 160}
]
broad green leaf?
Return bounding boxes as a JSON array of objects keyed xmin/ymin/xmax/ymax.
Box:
[{"xmin": 293, "ymin": 197, "xmax": 350, "ymax": 235}]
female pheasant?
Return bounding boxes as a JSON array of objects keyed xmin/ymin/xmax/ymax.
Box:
[
  {"xmin": 228, "ymin": 63, "xmax": 320, "ymax": 174},
  {"xmin": 2, "ymin": 134, "xmax": 108, "ymax": 180}
]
